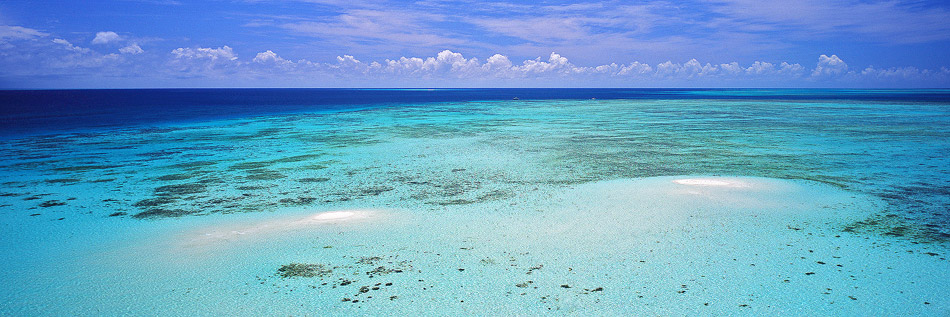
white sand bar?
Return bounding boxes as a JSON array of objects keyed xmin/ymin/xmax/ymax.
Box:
[
  {"xmin": 20, "ymin": 177, "xmax": 947, "ymax": 316},
  {"xmin": 171, "ymin": 209, "xmax": 387, "ymax": 253},
  {"xmin": 673, "ymin": 177, "xmax": 751, "ymax": 187}
]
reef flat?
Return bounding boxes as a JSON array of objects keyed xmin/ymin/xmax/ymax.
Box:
[{"xmin": 1, "ymin": 92, "xmax": 949, "ymax": 315}]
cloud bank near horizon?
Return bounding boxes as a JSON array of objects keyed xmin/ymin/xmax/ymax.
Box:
[
  {"xmin": 1, "ymin": 24, "xmax": 948, "ymax": 88},
  {"xmin": 5, "ymin": 0, "xmax": 950, "ymax": 88}
]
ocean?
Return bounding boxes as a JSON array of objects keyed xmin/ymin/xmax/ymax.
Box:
[{"xmin": 1, "ymin": 89, "xmax": 948, "ymax": 315}]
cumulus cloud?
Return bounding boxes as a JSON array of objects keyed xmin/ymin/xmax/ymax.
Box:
[
  {"xmin": 745, "ymin": 61, "xmax": 774, "ymax": 74},
  {"xmin": 520, "ymin": 52, "xmax": 577, "ymax": 74},
  {"xmin": 582, "ymin": 62, "xmax": 651, "ymax": 76},
  {"xmin": 618, "ymin": 62, "xmax": 653, "ymax": 75},
  {"xmin": 168, "ymin": 46, "xmax": 242, "ymax": 77},
  {"xmin": 253, "ymin": 50, "xmax": 283, "ymax": 64},
  {"xmin": 368, "ymin": 50, "xmax": 490, "ymax": 78},
  {"xmin": 367, "ymin": 51, "xmax": 633, "ymax": 78},
  {"xmin": 247, "ymin": 50, "xmax": 322, "ymax": 78},
  {"xmin": 483, "ymin": 54, "xmax": 513, "ymax": 70},
  {"xmin": 380, "ymin": 56, "xmax": 428, "ymax": 74},
  {"xmin": 172, "ymin": 46, "xmax": 238, "ymax": 61},
  {"xmin": 719, "ymin": 62, "xmax": 743, "ymax": 75},
  {"xmin": 655, "ymin": 59, "xmax": 718, "ymax": 78},
  {"xmin": 811, "ymin": 54, "xmax": 848, "ymax": 77},
  {"xmin": 777, "ymin": 62, "xmax": 805, "ymax": 76},
  {"xmin": 385, "ymin": 50, "xmax": 475, "ymax": 74},
  {"xmin": 333, "ymin": 54, "xmax": 365, "ymax": 73},
  {"xmin": 119, "ymin": 43, "xmax": 144, "ymax": 54},
  {"xmin": 5, "ymin": 37, "xmax": 946, "ymax": 87},
  {"xmin": 184, "ymin": 49, "xmax": 919, "ymax": 86},
  {"xmin": 287, "ymin": 50, "xmax": 817, "ymax": 83},
  {"xmin": 92, "ymin": 31, "xmax": 121, "ymax": 44}
]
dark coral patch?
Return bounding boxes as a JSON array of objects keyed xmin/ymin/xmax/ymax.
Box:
[
  {"xmin": 53, "ymin": 165, "xmax": 119, "ymax": 172},
  {"xmin": 154, "ymin": 183, "xmax": 207, "ymax": 196},
  {"xmin": 156, "ymin": 173, "xmax": 195, "ymax": 181},
  {"xmin": 133, "ymin": 197, "xmax": 177, "ymax": 207},
  {"xmin": 132, "ymin": 208, "xmax": 198, "ymax": 219},
  {"xmin": 277, "ymin": 263, "xmax": 333, "ymax": 278},
  {"xmin": 45, "ymin": 178, "xmax": 81, "ymax": 184},
  {"xmin": 38, "ymin": 200, "xmax": 67, "ymax": 207}
]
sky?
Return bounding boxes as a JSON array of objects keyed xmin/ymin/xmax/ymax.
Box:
[{"xmin": 1, "ymin": 0, "xmax": 950, "ymax": 88}]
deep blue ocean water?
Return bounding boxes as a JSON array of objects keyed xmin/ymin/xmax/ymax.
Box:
[
  {"xmin": 3, "ymin": 88, "xmax": 949, "ymax": 137},
  {"xmin": 1, "ymin": 88, "xmax": 949, "ymax": 314}
]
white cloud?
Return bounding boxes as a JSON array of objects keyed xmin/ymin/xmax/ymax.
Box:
[
  {"xmin": 295, "ymin": 50, "xmax": 819, "ymax": 82},
  {"xmin": 326, "ymin": 50, "xmax": 643, "ymax": 79},
  {"xmin": 519, "ymin": 52, "xmax": 577, "ymax": 74},
  {"xmin": 483, "ymin": 54, "xmax": 513, "ymax": 70},
  {"xmin": 119, "ymin": 43, "xmax": 144, "ymax": 54},
  {"xmin": 590, "ymin": 63, "xmax": 621, "ymax": 74},
  {"xmin": 618, "ymin": 62, "xmax": 653, "ymax": 75},
  {"xmin": 172, "ymin": 46, "xmax": 238, "ymax": 61},
  {"xmin": 719, "ymin": 62, "xmax": 743, "ymax": 75},
  {"xmin": 861, "ymin": 66, "xmax": 923, "ymax": 79},
  {"xmin": 0, "ymin": 25, "xmax": 48, "ymax": 40},
  {"xmin": 228, "ymin": 50, "xmax": 923, "ymax": 86},
  {"xmin": 168, "ymin": 46, "xmax": 242, "ymax": 77},
  {"xmin": 92, "ymin": 31, "xmax": 121, "ymax": 44},
  {"xmin": 778, "ymin": 62, "xmax": 805, "ymax": 76},
  {"xmin": 8, "ymin": 36, "xmax": 945, "ymax": 87},
  {"xmin": 812, "ymin": 54, "xmax": 848, "ymax": 77},
  {"xmin": 691, "ymin": 60, "xmax": 805, "ymax": 78},
  {"xmin": 371, "ymin": 50, "xmax": 488, "ymax": 78},
  {"xmin": 35, "ymin": 38, "xmax": 129, "ymax": 72},
  {"xmin": 254, "ymin": 50, "xmax": 310, "ymax": 68},
  {"xmin": 248, "ymin": 50, "xmax": 321, "ymax": 77},
  {"xmin": 382, "ymin": 57, "xmax": 425, "ymax": 74},
  {"xmin": 655, "ymin": 59, "xmax": 718, "ymax": 78},
  {"xmin": 334, "ymin": 54, "xmax": 364, "ymax": 69},
  {"xmin": 0, "ymin": 27, "xmax": 156, "ymax": 84},
  {"xmin": 433, "ymin": 50, "xmax": 480, "ymax": 73},
  {"xmin": 254, "ymin": 50, "xmax": 286, "ymax": 63},
  {"xmin": 745, "ymin": 61, "xmax": 773, "ymax": 74},
  {"xmin": 583, "ymin": 62, "xmax": 652, "ymax": 76},
  {"xmin": 52, "ymin": 38, "xmax": 91, "ymax": 53}
]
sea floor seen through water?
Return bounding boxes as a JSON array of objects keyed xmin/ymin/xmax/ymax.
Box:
[{"xmin": 1, "ymin": 95, "xmax": 949, "ymax": 315}]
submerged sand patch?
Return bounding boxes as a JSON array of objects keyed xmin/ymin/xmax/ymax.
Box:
[
  {"xmin": 76, "ymin": 176, "xmax": 947, "ymax": 315},
  {"xmin": 478, "ymin": 176, "xmax": 863, "ymax": 254}
]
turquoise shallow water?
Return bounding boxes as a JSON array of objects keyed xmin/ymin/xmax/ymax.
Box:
[{"xmin": 1, "ymin": 92, "xmax": 950, "ymax": 314}]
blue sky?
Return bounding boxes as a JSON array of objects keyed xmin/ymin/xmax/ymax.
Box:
[{"xmin": 1, "ymin": 0, "xmax": 949, "ymax": 88}]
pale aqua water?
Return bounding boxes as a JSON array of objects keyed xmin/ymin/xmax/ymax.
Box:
[{"xmin": 1, "ymin": 91, "xmax": 949, "ymax": 315}]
